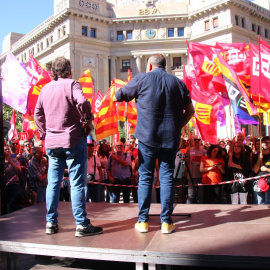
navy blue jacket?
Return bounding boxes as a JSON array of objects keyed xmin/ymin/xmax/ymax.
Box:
[{"xmin": 115, "ymin": 68, "xmax": 192, "ymax": 149}]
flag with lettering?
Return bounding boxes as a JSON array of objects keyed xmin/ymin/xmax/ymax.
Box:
[
  {"xmin": 2, "ymin": 52, "xmax": 30, "ymax": 114},
  {"xmin": 250, "ymin": 40, "xmax": 270, "ymax": 108},
  {"xmin": 93, "ymin": 90, "xmax": 104, "ymax": 125}
]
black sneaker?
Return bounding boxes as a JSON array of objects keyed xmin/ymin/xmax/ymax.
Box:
[
  {"xmin": 75, "ymin": 221, "xmax": 103, "ymax": 237},
  {"xmin": 46, "ymin": 222, "xmax": 59, "ymax": 234}
]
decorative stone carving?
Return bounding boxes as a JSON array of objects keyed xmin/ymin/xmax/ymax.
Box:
[
  {"xmin": 135, "ymin": 30, "xmax": 140, "ymax": 40},
  {"xmin": 55, "ymin": 0, "xmax": 68, "ymax": 13},
  {"xmin": 160, "ymin": 28, "xmax": 166, "ymax": 39},
  {"xmin": 83, "ymin": 56, "xmax": 96, "ymax": 67},
  {"xmin": 186, "ymin": 26, "xmax": 192, "ymax": 37},
  {"xmin": 110, "ymin": 30, "xmax": 114, "ymax": 41}
]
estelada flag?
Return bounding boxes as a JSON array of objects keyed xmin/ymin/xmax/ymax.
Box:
[
  {"xmin": 26, "ymin": 54, "xmax": 51, "ymax": 116},
  {"xmin": 78, "ymin": 69, "xmax": 95, "ymax": 113},
  {"xmin": 95, "ymin": 84, "xmax": 119, "ymax": 141}
]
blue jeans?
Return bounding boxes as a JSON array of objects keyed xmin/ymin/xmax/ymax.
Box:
[
  {"xmin": 111, "ymin": 178, "xmax": 131, "ymax": 203},
  {"xmin": 138, "ymin": 141, "xmax": 177, "ymax": 224},
  {"xmin": 256, "ymin": 189, "xmax": 270, "ymax": 204},
  {"xmin": 46, "ymin": 138, "xmax": 88, "ymax": 226}
]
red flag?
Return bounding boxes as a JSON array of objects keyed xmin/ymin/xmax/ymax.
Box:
[
  {"xmin": 215, "ymin": 42, "xmax": 250, "ymax": 76},
  {"xmin": 189, "ymin": 43, "xmax": 227, "ymax": 94},
  {"xmin": 93, "ymin": 90, "xmax": 104, "ymax": 125},
  {"xmin": 22, "ymin": 114, "xmax": 37, "ymax": 139},
  {"xmin": 186, "ymin": 52, "xmax": 221, "ymax": 144},
  {"xmin": 8, "ymin": 110, "xmax": 19, "ymax": 142},
  {"xmin": 250, "ymin": 42, "xmax": 270, "ymax": 110},
  {"xmin": 26, "ymin": 54, "xmax": 51, "ymax": 116}
]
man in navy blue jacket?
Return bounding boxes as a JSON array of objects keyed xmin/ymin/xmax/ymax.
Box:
[{"xmin": 114, "ymin": 54, "xmax": 194, "ymax": 234}]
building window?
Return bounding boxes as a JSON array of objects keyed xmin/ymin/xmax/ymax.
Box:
[
  {"xmin": 126, "ymin": 30, "xmax": 132, "ymax": 40},
  {"xmin": 172, "ymin": 57, "xmax": 182, "ymax": 70},
  {"xmin": 41, "ymin": 42, "xmax": 43, "ymax": 50},
  {"xmin": 82, "ymin": 26, "xmax": 88, "ymax": 36},
  {"xmin": 235, "ymin": 15, "xmax": 239, "ymax": 26},
  {"xmin": 241, "ymin": 18, "xmax": 245, "ymax": 28},
  {"xmin": 177, "ymin": 27, "xmax": 184, "ymax": 37},
  {"xmin": 252, "ymin": 23, "xmax": 256, "ymax": 32},
  {"xmin": 37, "ymin": 44, "xmax": 40, "ymax": 53},
  {"xmin": 63, "ymin": 25, "xmax": 66, "ymax": 36},
  {"xmin": 213, "ymin": 17, "xmax": 218, "ymax": 28},
  {"xmin": 117, "ymin": 31, "xmax": 123, "ymax": 40},
  {"xmin": 121, "ymin": 59, "xmax": 131, "ymax": 72},
  {"xmin": 90, "ymin": 28, "xmax": 96, "ymax": 38},
  {"xmin": 265, "ymin": 29, "xmax": 269, "ymax": 38},
  {"xmin": 168, "ymin": 28, "xmax": 174, "ymax": 37},
  {"xmin": 46, "ymin": 38, "xmax": 50, "ymax": 47},
  {"xmin": 257, "ymin": 26, "xmax": 261, "ymax": 35},
  {"xmin": 205, "ymin": 20, "xmax": 210, "ymax": 31},
  {"xmin": 58, "ymin": 28, "xmax": 61, "ymax": 39},
  {"xmin": 50, "ymin": 36, "xmax": 53, "ymax": 43}
]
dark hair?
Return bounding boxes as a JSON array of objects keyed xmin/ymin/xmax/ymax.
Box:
[
  {"xmin": 207, "ymin": 144, "xmax": 222, "ymax": 158},
  {"xmin": 120, "ymin": 137, "xmax": 126, "ymax": 144},
  {"xmin": 149, "ymin": 54, "xmax": 166, "ymax": 69},
  {"xmin": 51, "ymin": 57, "xmax": 72, "ymax": 80},
  {"xmin": 262, "ymin": 136, "xmax": 270, "ymax": 142},
  {"xmin": 99, "ymin": 143, "xmax": 110, "ymax": 158}
]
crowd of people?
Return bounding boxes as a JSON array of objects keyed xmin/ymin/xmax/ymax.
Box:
[
  {"xmin": 3, "ymin": 131, "xmax": 270, "ymax": 215},
  {"xmin": 3, "ymin": 54, "xmax": 270, "ymax": 237}
]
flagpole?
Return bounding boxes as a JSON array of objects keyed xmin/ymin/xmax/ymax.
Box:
[{"xmin": 0, "ymin": 55, "xmax": 5, "ymax": 216}]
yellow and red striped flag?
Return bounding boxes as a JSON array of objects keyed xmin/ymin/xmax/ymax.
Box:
[
  {"xmin": 125, "ymin": 70, "xmax": 137, "ymax": 127},
  {"xmin": 78, "ymin": 69, "xmax": 95, "ymax": 112},
  {"xmin": 113, "ymin": 78, "xmax": 127, "ymax": 121},
  {"xmin": 95, "ymin": 84, "xmax": 119, "ymax": 141}
]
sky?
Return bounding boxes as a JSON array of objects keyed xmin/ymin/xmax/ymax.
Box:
[{"xmin": 0, "ymin": 0, "xmax": 54, "ymax": 54}]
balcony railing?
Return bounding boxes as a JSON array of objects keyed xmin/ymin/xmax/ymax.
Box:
[
  {"xmin": 171, "ymin": 65, "xmax": 183, "ymax": 71},
  {"xmin": 120, "ymin": 68, "xmax": 132, "ymax": 72}
]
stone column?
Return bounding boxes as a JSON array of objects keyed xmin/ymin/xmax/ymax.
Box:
[
  {"xmin": 134, "ymin": 55, "xmax": 143, "ymax": 74},
  {"xmin": 165, "ymin": 53, "xmax": 170, "ymax": 72},
  {"xmin": 110, "ymin": 56, "xmax": 117, "ymax": 84}
]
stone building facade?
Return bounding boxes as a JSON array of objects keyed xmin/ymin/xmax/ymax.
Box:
[{"xmin": 1, "ymin": 0, "xmax": 270, "ymax": 95}]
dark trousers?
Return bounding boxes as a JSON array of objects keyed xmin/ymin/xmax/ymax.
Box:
[{"xmin": 111, "ymin": 178, "xmax": 131, "ymax": 203}]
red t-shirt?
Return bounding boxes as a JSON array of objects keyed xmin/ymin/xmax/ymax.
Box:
[{"xmin": 201, "ymin": 157, "xmax": 224, "ymax": 184}]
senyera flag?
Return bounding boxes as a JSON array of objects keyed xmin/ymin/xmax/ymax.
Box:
[
  {"xmin": 78, "ymin": 69, "xmax": 95, "ymax": 113},
  {"xmin": 95, "ymin": 84, "xmax": 119, "ymax": 141}
]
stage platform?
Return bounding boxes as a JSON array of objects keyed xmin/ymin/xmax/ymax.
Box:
[{"xmin": 1, "ymin": 202, "xmax": 270, "ymax": 269}]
